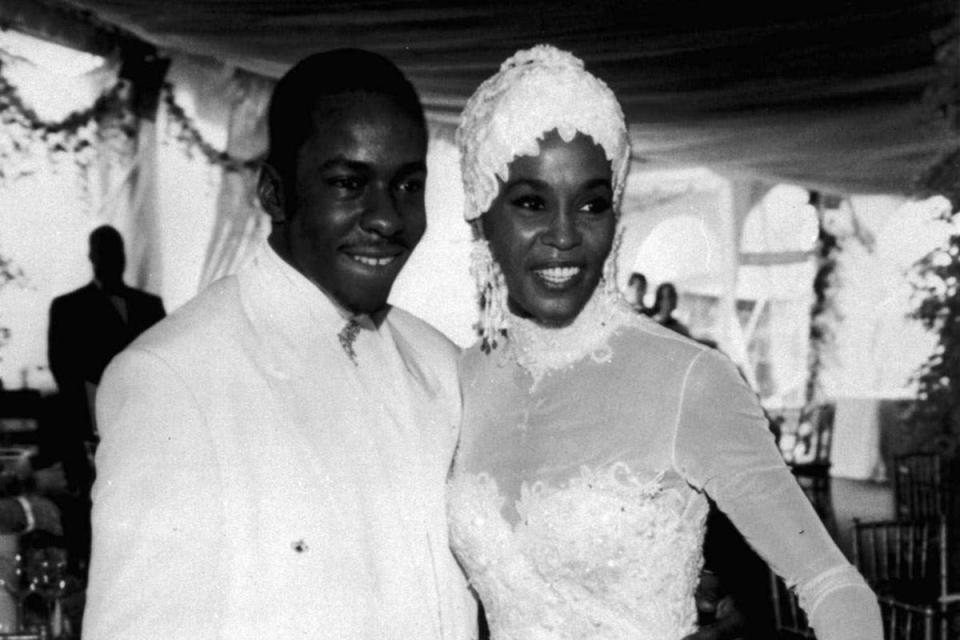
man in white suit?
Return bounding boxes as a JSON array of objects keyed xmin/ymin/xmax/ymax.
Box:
[{"xmin": 83, "ymin": 49, "xmax": 474, "ymax": 639}]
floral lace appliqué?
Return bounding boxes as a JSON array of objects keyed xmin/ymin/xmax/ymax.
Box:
[
  {"xmin": 507, "ymin": 290, "xmax": 637, "ymax": 389},
  {"xmin": 448, "ymin": 463, "xmax": 708, "ymax": 640}
]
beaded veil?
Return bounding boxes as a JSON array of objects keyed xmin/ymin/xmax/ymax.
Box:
[{"xmin": 455, "ymin": 45, "xmax": 632, "ymax": 350}]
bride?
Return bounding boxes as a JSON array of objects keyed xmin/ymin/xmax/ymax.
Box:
[{"xmin": 446, "ymin": 45, "xmax": 881, "ymax": 640}]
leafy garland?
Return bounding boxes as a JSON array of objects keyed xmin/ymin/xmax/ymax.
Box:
[
  {"xmin": 160, "ymin": 82, "xmax": 263, "ymax": 173},
  {"xmin": 0, "ymin": 60, "xmax": 263, "ymax": 182},
  {"xmin": 0, "ymin": 252, "xmax": 27, "ymax": 362},
  {"xmin": 909, "ymin": 210, "xmax": 960, "ymax": 446},
  {"xmin": 805, "ymin": 198, "xmax": 841, "ymax": 407},
  {"xmin": 0, "ymin": 58, "xmax": 136, "ymax": 187}
]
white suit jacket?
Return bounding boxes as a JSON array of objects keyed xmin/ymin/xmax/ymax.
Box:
[{"xmin": 84, "ymin": 246, "xmax": 475, "ymax": 639}]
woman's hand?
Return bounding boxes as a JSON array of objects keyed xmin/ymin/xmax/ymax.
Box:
[{"xmin": 682, "ymin": 570, "xmax": 746, "ymax": 640}]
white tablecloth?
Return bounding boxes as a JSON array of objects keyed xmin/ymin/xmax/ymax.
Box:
[
  {"xmin": 831, "ymin": 394, "xmax": 912, "ymax": 481},
  {"xmin": 831, "ymin": 396, "xmax": 884, "ymax": 480}
]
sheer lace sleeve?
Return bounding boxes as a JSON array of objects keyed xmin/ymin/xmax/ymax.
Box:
[{"xmin": 673, "ymin": 350, "xmax": 881, "ymax": 640}]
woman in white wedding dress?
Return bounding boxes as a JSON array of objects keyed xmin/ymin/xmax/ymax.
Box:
[{"xmin": 446, "ymin": 45, "xmax": 882, "ymax": 640}]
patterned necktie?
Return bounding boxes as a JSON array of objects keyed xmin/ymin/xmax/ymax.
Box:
[{"xmin": 338, "ymin": 319, "xmax": 363, "ymax": 365}]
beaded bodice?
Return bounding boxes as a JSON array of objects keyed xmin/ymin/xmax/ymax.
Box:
[{"xmin": 448, "ymin": 465, "xmax": 707, "ymax": 640}]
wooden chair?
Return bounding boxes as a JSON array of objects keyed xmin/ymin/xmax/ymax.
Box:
[
  {"xmin": 769, "ymin": 570, "xmax": 815, "ymax": 639},
  {"xmin": 893, "ymin": 454, "xmax": 948, "ymax": 521},
  {"xmin": 879, "ymin": 597, "xmax": 937, "ymax": 640},
  {"xmin": 852, "ymin": 518, "xmax": 960, "ymax": 640}
]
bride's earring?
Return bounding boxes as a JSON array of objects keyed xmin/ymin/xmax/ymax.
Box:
[{"xmin": 470, "ymin": 239, "xmax": 509, "ymax": 352}]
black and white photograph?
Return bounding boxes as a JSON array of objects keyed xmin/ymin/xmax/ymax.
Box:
[{"xmin": 0, "ymin": 1, "xmax": 958, "ymax": 638}]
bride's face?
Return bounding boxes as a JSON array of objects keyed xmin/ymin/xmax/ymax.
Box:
[{"xmin": 481, "ymin": 131, "xmax": 615, "ymax": 327}]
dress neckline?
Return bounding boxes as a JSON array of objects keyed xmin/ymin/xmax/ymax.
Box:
[{"xmin": 505, "ymin": 287, "xmax": 637, "ymax": 387}]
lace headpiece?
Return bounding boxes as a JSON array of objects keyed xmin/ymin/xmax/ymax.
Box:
[
  {"xmin": 457, "ymin": 45, "xmax": 631, "ymax": 222},
  {"xmin": 456, "ymin": 45, "xmax": 631, "ymax": 350}
]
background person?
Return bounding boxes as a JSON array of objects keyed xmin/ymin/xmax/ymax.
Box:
[
  {"xmin": 651, "ymin": 281, "xmax": 691, "ymax": 336},
  {"xmin": 47, "ymin": 225, "xmax": 165, "ymax": 480},
  {"xmin": 627, "ymin": 271, "xmax": 649, "ymax": 315},
  {"xmin": 46, "ymin": 225, "xmax": 164, "ymax": 575}
]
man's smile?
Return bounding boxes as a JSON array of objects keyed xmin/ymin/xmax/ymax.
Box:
[
  {"xmin": 347, "ymin": 254, "xmax": 399, "ymax": 268},
  {"xmin": 341, "ymin": 243, "xmax": 406, "ymax": 270}
]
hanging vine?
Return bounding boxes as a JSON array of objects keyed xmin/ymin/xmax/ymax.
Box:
[
  {"xmin": 0, "ymin": 251, "xmax": 27, "ymax": 363},
  {"xmin": 160, "ymin": 82, "xmax": 263, "ymax": 173},
  {"xmin": 805, "ymin": 194, "xmax": 842, "ymax": 407},
  {"xmin": 909, "ymin": 209, "xmax": 960, "ymax": 447}
]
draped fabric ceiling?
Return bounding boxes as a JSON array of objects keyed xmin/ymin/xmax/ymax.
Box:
[
  {"xmin": 0, "ymin": 0, "xmax": 954, "ymax": 397},
  {"xmin": 7, "ymin": 0, "xmax": 959, "ymax": 198}
]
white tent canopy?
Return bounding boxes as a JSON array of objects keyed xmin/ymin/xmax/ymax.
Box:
[{"xmin": 2, "ymin": 0, "xmax": 957, "ymax": 197}]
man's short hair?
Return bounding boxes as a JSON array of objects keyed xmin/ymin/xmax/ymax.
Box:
[
  {"xmin": 89, "ymin": 225, "xmax": 124, "ymax": 252},
  {"xmin": 266, "ymin": 49, "xmax": 426, "ymax": 179}
]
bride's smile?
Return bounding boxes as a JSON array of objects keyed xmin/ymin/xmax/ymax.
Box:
[{"xmin": 481, "ymin": 130, "xmax": 616, "ymax": 327}]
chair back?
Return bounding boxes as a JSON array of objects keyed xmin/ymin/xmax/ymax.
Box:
[
  {"xmin": 769, "ymin": 570, "xmax": 816, "ymax": 639},
  {"xmin": 879, "ymin": 597, "xmax": 936, "ymax": 640},
  {"xmin": 894, "ymin": 454, "xmax": 948, "ymax": 521},
  {"xmin": 852, "ymin": 518, "xmax": 945, "ymax": 604}
]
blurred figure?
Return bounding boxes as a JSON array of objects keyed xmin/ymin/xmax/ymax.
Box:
[
  {"xmin": 651, "ymin": 281, "xmax": 691, "ymax": 337},
  {"xmin": 627, "ymin": 272, "xmax": 650, "ymax": 315},
  {"xmin": 46, "ymin": 225, "xmax": 165, "ymax": 570},
  {"xmin": 48, "ymin": 225, "xmax": 166, "ymax": 452}
]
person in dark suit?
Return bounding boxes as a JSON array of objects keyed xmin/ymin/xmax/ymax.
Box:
[
  {"xmin": 45, "ymin": 225, "xmax": 165, "ymax": 571},
  {"xmin": 48, "ymin": 225, "xmax": 166, "ymax": 447},
  {"xmin": 49, "ymin": 226, "xmax": 166, "ymax": 408}
]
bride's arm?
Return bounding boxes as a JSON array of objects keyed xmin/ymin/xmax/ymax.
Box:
[{"xmin": 671, "ymin": 349, "xmax": 882, "ymax": 640}]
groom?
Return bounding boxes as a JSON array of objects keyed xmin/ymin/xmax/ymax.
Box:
[
  {"xmin": 84, "ymin": 49, "xmax": 741, "ymax": 639},
  {"xmin": 84, "ymin": 49, "xmax": 472, "ymax": 639}
]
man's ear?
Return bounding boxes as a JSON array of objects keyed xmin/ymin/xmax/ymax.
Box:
[{"xmin": 258, "ymin": 162, "xmax": 287, "ymax": 222}]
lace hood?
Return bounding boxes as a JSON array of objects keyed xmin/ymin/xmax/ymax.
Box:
[{"xmin": 456, "ymin": 44, "xmax": 631, "ymax": 223}]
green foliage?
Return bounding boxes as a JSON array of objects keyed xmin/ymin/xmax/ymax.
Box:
[
  {"xmin": 806, "ymin": 219, "xmax": 841, "ymax": 406},
  {"xmin": 910, "ymin": 210, "xmax": 960, "ymax": 440},
  {"xmin": 0, "ymin": 251, "xmax": 26, "ymax": 357}
]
